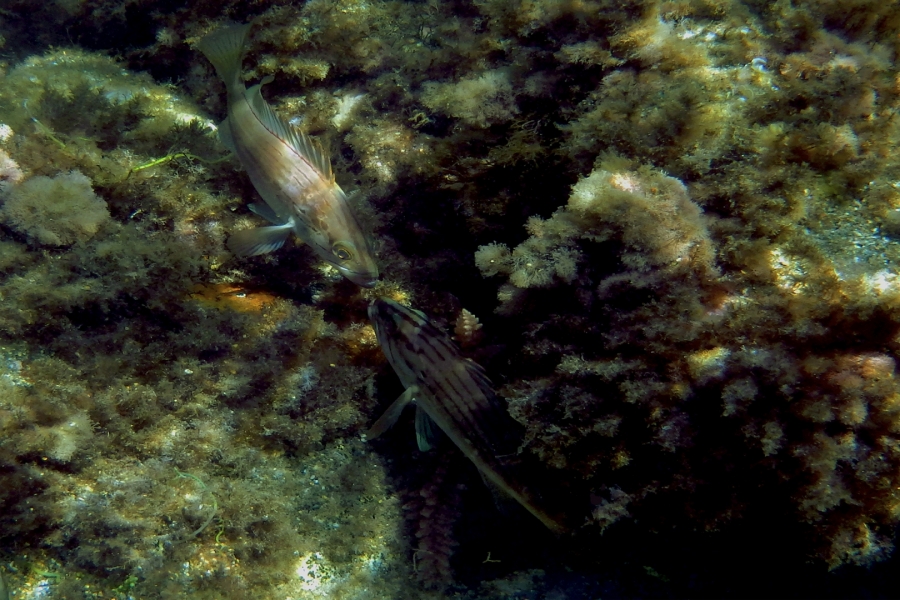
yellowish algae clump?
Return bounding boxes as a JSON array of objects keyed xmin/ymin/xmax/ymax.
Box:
[
  {"xmin": 1, "ymin": 170, "xmax": 109, "ymax": 245},
  {"xmin": 421, "ymin": 69, "xmax": 519, "ymax": 128}
]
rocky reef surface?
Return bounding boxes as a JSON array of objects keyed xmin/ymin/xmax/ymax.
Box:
[{"xmin": 1, "ymin": 0, "xmax": 899, "ymax": 597}]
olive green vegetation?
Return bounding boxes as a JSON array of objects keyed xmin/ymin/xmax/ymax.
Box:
[{"xmin": 1, "ymin": 0, "xmax": 899, "ymax": 597}]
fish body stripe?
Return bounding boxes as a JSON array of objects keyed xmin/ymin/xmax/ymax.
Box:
[
  {"xmin": 374, "ymin": 300, "xmax": 515, "ymax": 451},
  {"xmin": 408, "ymin": 336, "xmax": 512, "ymax": 452},
  {"xmin": 379, "ymin": 304, "xmax": 498, "ymax": 445},
  {"xmin": 232, "ymin": 100, "xmax": 322, "ymax": 218}
]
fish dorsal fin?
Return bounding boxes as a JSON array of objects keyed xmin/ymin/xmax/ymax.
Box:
[
  {"xmin": 293, "ymin": 131, "xmax": 334, "ymax": 183},
  {"xmin": 245, "ymin": 83, "xmax": 334, "ymax": 182},
  {"xmin": 415, "ymin": 405, "xmax": 442, "ymax": 451}
]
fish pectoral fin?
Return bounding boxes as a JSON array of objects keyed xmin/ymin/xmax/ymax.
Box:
[
  {"xmin": 365, "ymin": 386, "xmax": 417, "ymax": 441},
  {"xmin": 415, "ymin": 405, "xmax": 441, "ymax": 452},
  {"xmin": 226, "ymin": 222, "xmax": 293, "ymax": 257},
  {"xmin": 248, "ymin": 202, "xmax": 285, "ymax": 225}
]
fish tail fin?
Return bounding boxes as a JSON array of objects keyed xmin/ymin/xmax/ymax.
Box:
[{"xmin": 197, "ymin": 24, "xmax": 251, "ymax": 92}]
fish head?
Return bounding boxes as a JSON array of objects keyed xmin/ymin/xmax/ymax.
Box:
[
  {"xmin": 299, "ymin": 189, "xmax": 380, "ymax": 287},
  {"xmin": 325, "ymin": 238, "xmax": 379, "ymax": 287},
  {"xmin": 369, "ymin": 297, "xmax": 429, "ymax": 339},
  {"xmin": 368, "ymin": 297, "xmax": 433, "ymax": 386}
]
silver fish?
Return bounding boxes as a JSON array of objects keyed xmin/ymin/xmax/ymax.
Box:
[
  {"xmin": 366, "ymin": 297, "xmax": 567, "ymax": 533},
  {"xmin": 197, "ymin": 24, "xmax": 379, "ymax": 287}
]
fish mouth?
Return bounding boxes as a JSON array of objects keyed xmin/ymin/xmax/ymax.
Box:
[{"xmin": 343, "ymin": 269, "xmax": 379, "ymax": 288}]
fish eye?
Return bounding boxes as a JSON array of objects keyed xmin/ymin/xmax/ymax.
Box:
[{"xmin": 333, "ymin": 243, "xmax": 354, "ymax": 262}]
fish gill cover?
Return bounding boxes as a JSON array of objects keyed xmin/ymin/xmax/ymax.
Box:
[{"xmin": 0, "ymin": 0, "xmax": 899, "ymax": 598}]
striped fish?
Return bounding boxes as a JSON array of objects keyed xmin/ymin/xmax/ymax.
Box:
[
  {"xmin": 197, "ymin": 24, "xmax": 379, "ymax": 287},
  {"xmin": 367, "ymin": 297, "xmax": 567, "ymax": 533}
]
